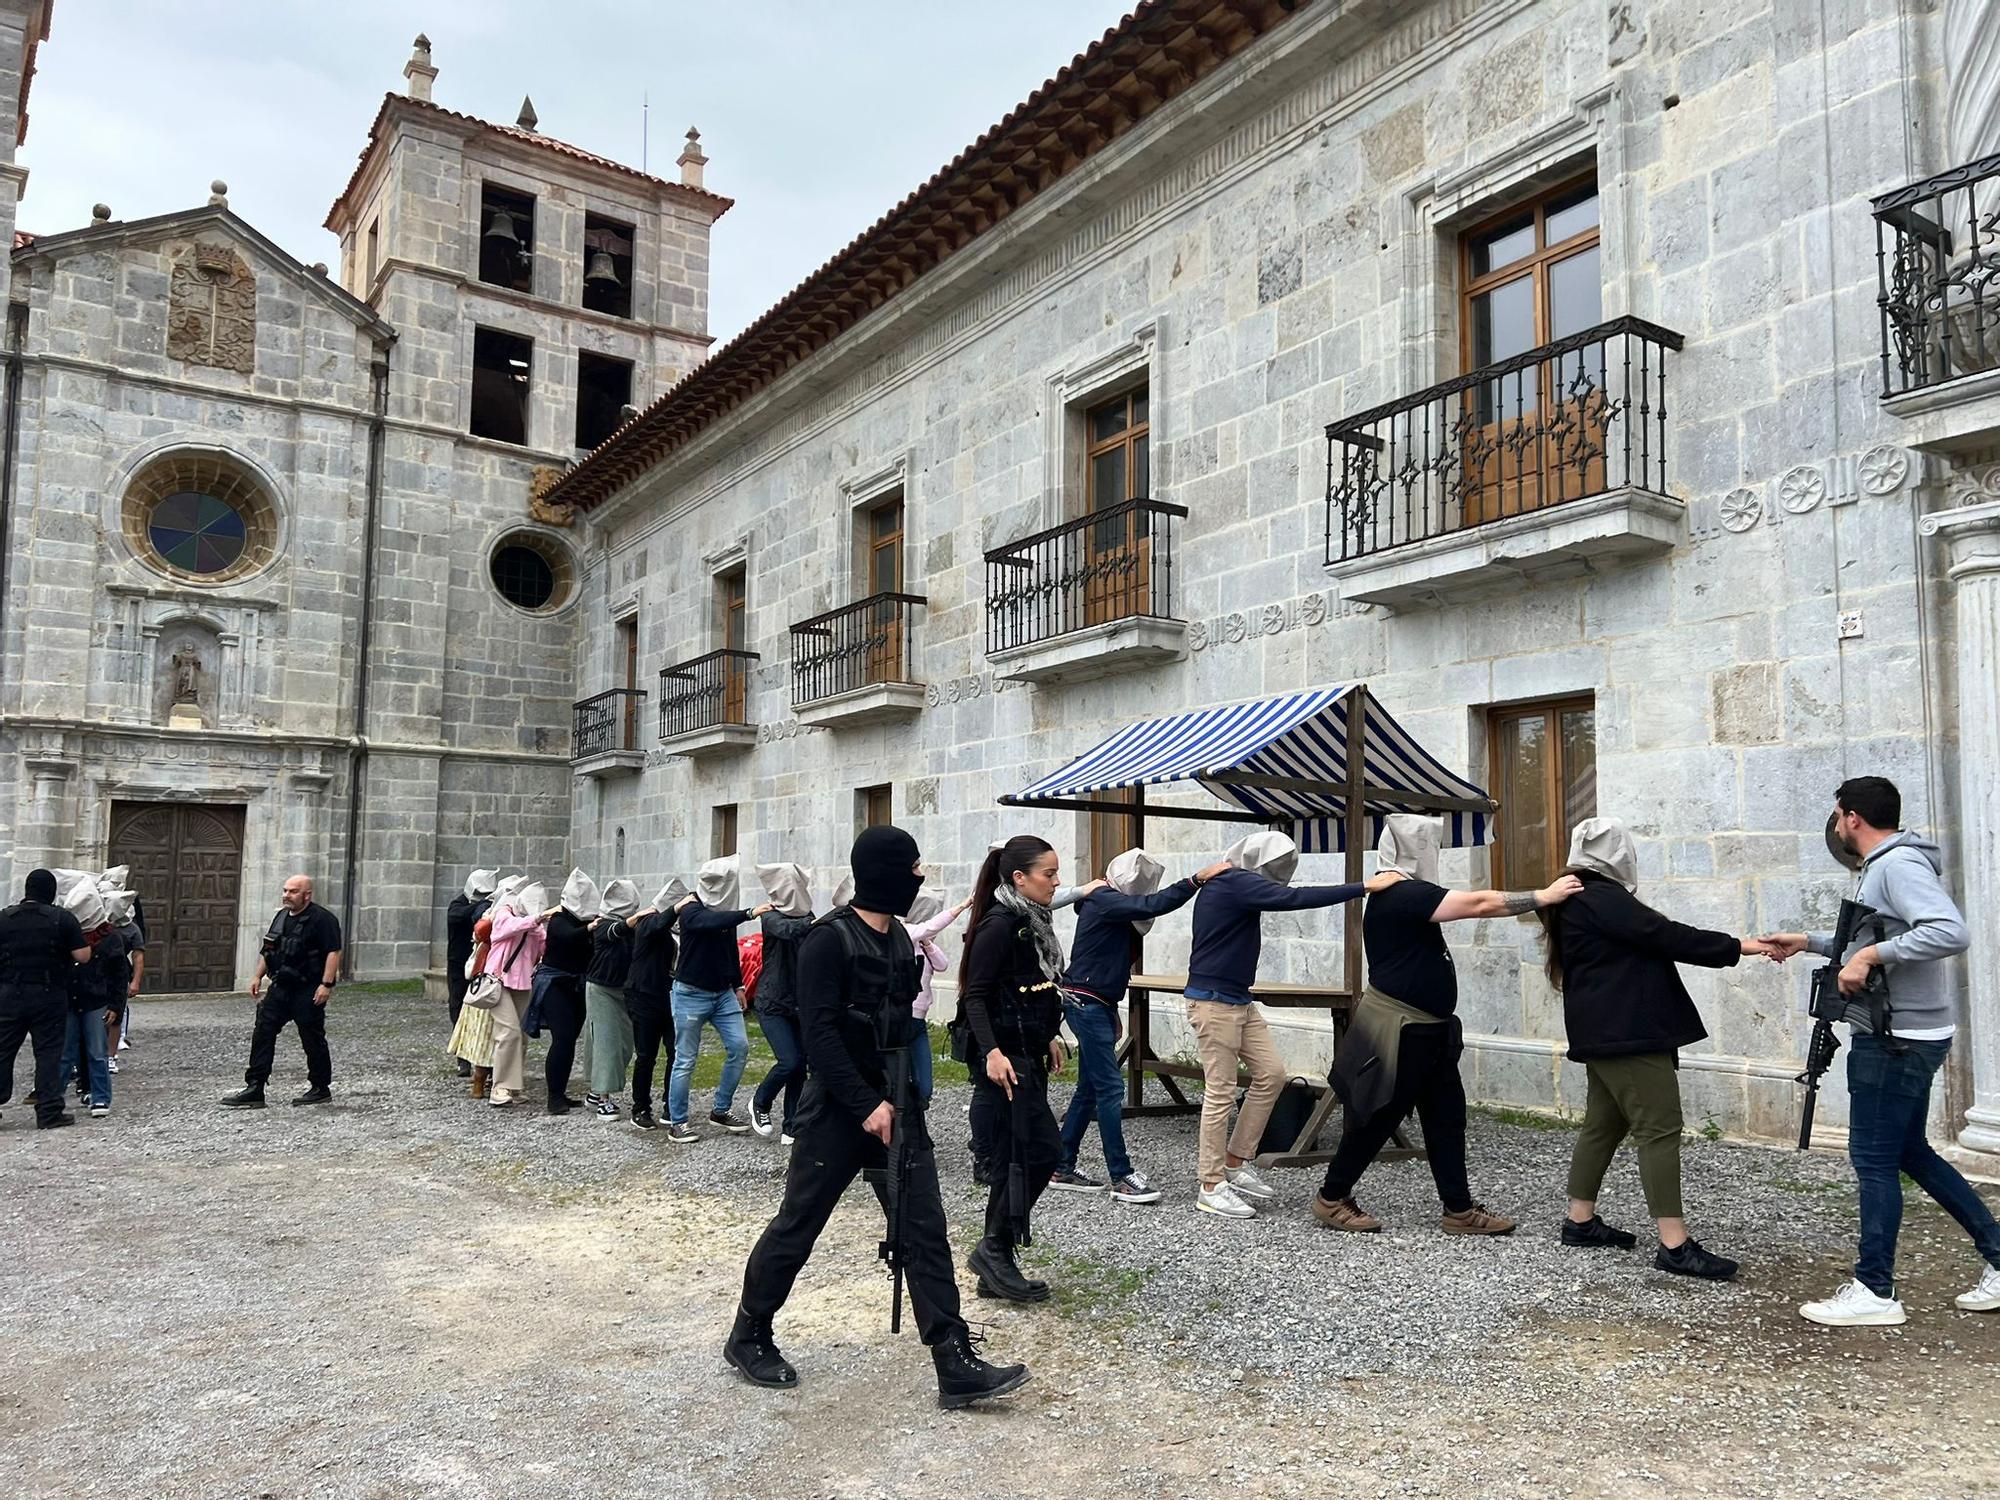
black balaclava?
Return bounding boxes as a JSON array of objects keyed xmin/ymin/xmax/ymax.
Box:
[
  {"xmin": 24, "ymin": 869, "xmax": 56, "ymax": 903},
  {"xmin": 849, "ymin": 826, "xmax": 923, "ymax": 918}
]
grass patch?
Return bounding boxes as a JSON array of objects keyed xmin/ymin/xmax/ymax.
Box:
[
  {"xmin": 342, "ymin": 978, "xmax": 427, "ymax": 998},
  {"xmin": 1027, "ymin": 1250, "xmax": 1158, "ymax": 1320},
  {"xmin": 1475, "ymin": 1104, "xmax": 1578, "ymax": 1133}
]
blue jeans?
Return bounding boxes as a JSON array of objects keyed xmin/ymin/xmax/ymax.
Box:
[
  {"xmin": 668, "ymin": 982, "xmax": 748, "ymax": 1125},
  {"xmin": 1847, "ymin": 1033, "xmax": 2000, "ymax": 1296},
  {"xmin": 751, "ymin": 1010, "xmax": 804, "ymax": 1129},
  {"xmin": 1058, "ymin": 997, "xmax": 1132, "ymax": 1180},
  {"xmin": 62, "ymin": 1007, "xmax": 111, "ymax": 1108},
  {"xmin": 911, "ymin": 1026, "xmax": 934, "ymax": 1104}
]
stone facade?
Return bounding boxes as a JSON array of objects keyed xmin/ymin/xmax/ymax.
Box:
[
  {"xmin": 0, "ymin": 29, "xmax": 725, "ymax": 982},
  {"xmin": 569, "ymin": 0, "xmax": 2000, "ymax": 1150}
]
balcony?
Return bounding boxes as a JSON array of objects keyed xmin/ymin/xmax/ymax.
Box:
[
  {"xmin": 1874, "ymin": 151, "xmax": 2000, "ymax": 452},
  {"xmin": 789, "ymin": 591, "xmax": 927, "ymax": 729},
  {"xmin": 1322, "ymin": 316, "xmax": 1686, "ymax": 610},
  {"xmin": 983, "ymin": 498, "xmax": 1190, "ymax": 684},
  {"xmin": 656, "ymin": 649, "xmax": 760, "ymax": 757},
  {"xmin": 572, "ymin": 688, "xmax": 646, "ymax": 777}
]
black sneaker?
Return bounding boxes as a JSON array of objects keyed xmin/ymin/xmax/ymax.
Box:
[
  {"xmin": 292, "ymin": 1086, "xmax": 332, "ymax": 1107},
  {"xmin": 37, "ymin": 1112, "xmax": 77, "ymax": 1130},
  {"xmin": 1656, "ymin": 1237, "xmax": 1739, "ymax": 1281},
  {"xmin": 665, "ymin": 1120, "xmax": 698, "ymax": 1145},
  {"xmin": 1561, "ymin": 1214, "xmax": 1637, "ymax": 1250},
  {"xmin": 220, "ymin": 1087, "xmax": 266, "ymax": 1109},
  {"xmin": 709, "ymin": 1109, "xmax": 751, "ymax": 1135},
  {"xmin": 1048, "ymin": 1167, "xmax": 1104, "ymax": 1194},
  {"xmin": 631, "ymin": 1106, "xmax": 658, "ymax": 1130},
  {"xmin": 546, "ymin": 1097, "xmax": 573, "ymax": 1116},
  {"xmin": 456, "ymin": 1057, "xmax": 473, "ymax": 1078}
]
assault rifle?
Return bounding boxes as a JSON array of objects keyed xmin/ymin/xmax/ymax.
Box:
[
  {"xmin": 868, "ymin": 1021, "xmax": 918, "ymax": 1333},
  {"xmin": 1796, "ymin": 898, "xmax": 1890, "ymax": 1151}
]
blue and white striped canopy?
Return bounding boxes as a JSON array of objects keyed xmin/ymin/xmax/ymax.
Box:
[{"xmin": 1002, "ymin": 686, "xmax": 1494, "ymax": 853}]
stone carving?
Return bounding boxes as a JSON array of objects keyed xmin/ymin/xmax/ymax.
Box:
[
  {"xmin": 1859, "ymin": 445, "xmax": 1911, "ymax": 496},
  {"xmin": 528, "ymin": 466, "xmax": 575, "ymax": 527},
  {"xmin": 1719, "ymin": 488, "xmax": 1762, "ymax": 533},
  {"xmin": 170, "ymin": 648, "xmax": 203, "ymax": 703},
  {"xmin": 1778, "ymin": 465, "xmax": 1826, "ymax": 514},
  {"xmin": 1944, "ymin": 461, "xmax": 2000, "ymax": 509},
  {"xmin": 167, "ymin": 242, "xmax": 256, "ymax": 374},
  {"xmin": 1188, "ymin": 589, "xmax": 1372, "ymax": 653}
]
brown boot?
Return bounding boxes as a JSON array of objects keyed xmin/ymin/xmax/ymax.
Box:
[
  {"xmin": 1311, "ymin": 1194, "xmax": 1382, "ymax": 1232},
  {"xmin": 1441, "ymin": 1202, "xmax": 1516, "ymax": 1236},
  {"xmin": 470, "ymin": 1066, "xmax": 490, "ymax": 1100}
]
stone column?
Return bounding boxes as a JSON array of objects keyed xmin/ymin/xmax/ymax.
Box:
[{"xmin": 1923, "ymin": 481, "xmax": 2000, "ymax": 1152}]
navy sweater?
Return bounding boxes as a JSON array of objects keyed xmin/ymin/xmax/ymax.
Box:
[
  {"xmin": 1059, "ymin": 879, "xmax": 1200, "ymax": 1003},
  {"xmin": 1185, "ymin": 867, "xmax": 1366, "ymax": 1003},
  {"xmin": 674, "ymin": 901, "xmax": 751, "ymax": 990}
]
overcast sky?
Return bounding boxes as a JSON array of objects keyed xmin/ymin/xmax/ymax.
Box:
[{"xmin": 21, "ymin": 0, "xmax": 1137, "ymax": 341}]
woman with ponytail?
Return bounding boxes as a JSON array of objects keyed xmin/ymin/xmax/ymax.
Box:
[{"xmin": 958, "ymin": 835, "xmax": 1072, "ymax": 1303}]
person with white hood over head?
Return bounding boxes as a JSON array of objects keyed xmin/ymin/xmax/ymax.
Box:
[
  {"xmin": 450, "ymin": 875, "xmax": 520, "ymax": 1098},
  {"xmin": 482, "ymin": 878, "xmax": 548, "ymax": 1108},
  {"xmin": 1537, "ymin": 818, "xmax": 1771, "ymax": 1282},
  {"xmin": 1180, "ymin": 831, "xmax": 1391, "ymax": 1218},
  {"xmin": 444, "ymin": 869, "xmax": 500, "ymax": 1072},
  {"xmin": 665, "ymin": 856, "xmax": 773, "ymax": 1144},
  {"xmin": 622, "ymin": 878, "xmax": 687, "ymax": 1129},
  {"xmin": 747, "ymin": 863, "xmax": 815, "ymax": 1142},
  {"xmin": 59, "ymin": 880, "xmax": 129, "ymax": 1118},
  {"xmin": 535, "ymin": 869, "xmax": 599, "ymax": 1114},
  {"xmin": 580, "ymin": 879, "xmax": 641, "ymax": 1120},
  {"xmin": 1049, "ymin": 849, "xmax": 1230, "ymax": 1204},
  {"xmin": 1312, "ymin": 816, "xmax": 1581, "ymax": 1238}
]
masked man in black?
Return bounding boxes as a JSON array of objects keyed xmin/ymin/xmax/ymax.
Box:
[
  {"xmin": 222, "ymin": 874, "xmax": 343, "ymax": 1107},
  {"xmin": 728, "ymin": 825, "xmax": 1029, "ymax": 1410},
  {"xmin": 0, "ymin": 869, "xmax": 91, "ymax": 1128}
]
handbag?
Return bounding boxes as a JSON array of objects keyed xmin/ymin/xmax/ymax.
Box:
[{"xmin": 464, "ymin": 934, "xmax": 527, "ymax": 1011}]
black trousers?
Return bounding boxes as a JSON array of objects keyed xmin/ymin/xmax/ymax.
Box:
[
  {"xmin": 970, "ymin": 1063, "xmax": 1062, "ymax": 1246},
  {"xmin": 628, "ymin": 990, "xmax": 674, "ymax": 1110},
  {"xmin": 1318, "ymin": 1022, "xmax": 1471, "ymax": 1212},
  {"xmin": 446, "ymin": 958, "xmax": 469, "ymax": 1027},
  {"xmin": 740, "ymin": 1083, "xmax": 967, "ymax": 1348},
  {"xmin": 246, "ymin": 986, "xmax": 332, "ymax": 1089},
  {"xmin": 0, "ymin": 986, "xmax": 68, "ymax": 1125},
  {"xmin": 542, "ymin": 981, "xmax": 585, "ymax": 1100}
]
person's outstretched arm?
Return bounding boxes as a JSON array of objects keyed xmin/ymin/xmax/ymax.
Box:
[{"xmin": 1429, "ymin": 874, "xmax": 1582, "ymax": 923}]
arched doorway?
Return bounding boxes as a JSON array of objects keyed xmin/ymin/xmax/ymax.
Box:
[{"xmin": 108, "ymin": 802, "xmax": 246, "ymax": 992}]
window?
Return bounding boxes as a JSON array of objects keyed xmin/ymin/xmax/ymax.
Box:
[
  {"xmin": 364, "ymin": 219, "xmax": 380, "ymax": 288},
  {"xmin": 858, "ymin": 784, "xmax": 893, "ymax": 830},
  {"xmin": 489, "ymin": 530, "xmax": 574, "ymax": 613},
  {"xmin": 575, "ymin": 351, "xmax": 634, "ymax": 450},
  {"xmin": 1088, "ymin": 789, "xmax": 1139, "ymax": 880},
  {"xmin": 866, "ymin": 495, "xmax": 904, "ymax": 595},
  {"xmin": 1487, "ymin": 697, "xmax": 1597, "ymax": 890},
  {"xmin": 1084, "ymin": 389, "xmax": 1150, "ymax": 512},
  {"xmin": 478, "ymin": 183, "xmax": 535, "ymax": 292},
  {"xmin": 470, "ymin": 327, "xmax": 533, "ymax": 445},
  {"xmin": 582, "ymin": 214, "xmax": 635, "ymax": 318},
  {"xmin": 122, "ymin": 449, "xmax": 278, "ymax": 585},
  {"xmin": 712, "ymin": 804, "xmax": 739, "ymax": 858},
  {"xmin": 1462, "ymin": 178, "xmax": 1601, "ymax": 384}
]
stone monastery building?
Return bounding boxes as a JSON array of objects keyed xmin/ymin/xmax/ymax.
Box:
[{"xmin": 6, "ymin": 0, "xmax": 2000, "ymax": 1155}]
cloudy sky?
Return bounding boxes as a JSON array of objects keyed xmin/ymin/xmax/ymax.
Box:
[{"xmin": 22, "ymin": 0, "xmax": 1137, "ymax": 341}]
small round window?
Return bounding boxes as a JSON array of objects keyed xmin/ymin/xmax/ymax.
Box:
[
  {"xmin": 488, "ymin": 530, "xmax": 574, "ymax": 614},
  {"xmin": 147, "ymin": 490, "xmax": 249, "ymax": 575}
]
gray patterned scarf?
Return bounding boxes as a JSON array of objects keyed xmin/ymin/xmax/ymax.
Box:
[{"xmin": 993, "ymin": 883, "xmax": 1064, "ymax": 983}]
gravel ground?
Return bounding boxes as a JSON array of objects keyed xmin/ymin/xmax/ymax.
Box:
[{"xmin": 4, "ymin": 987, "xmax": 1998, "ymax": 1499}]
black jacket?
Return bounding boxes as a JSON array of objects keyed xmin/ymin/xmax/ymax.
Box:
[
  {"xmin": 675, "ymin": 902, "xmax": 750, "ymax": 990},
  {"xmin": 1554, "ymin": 871, "xmax": 1740, "ymax": 1063},
  {"xmin": 755, "ymin": 910, "xmax": 814, "ymax": 1018},
  {"xmin": 960, "ymin": 907, "xmax": 1062, "ymax": 1058},
  {"xmin": 445, "ymin": 895, "xmax": 488, "ymax": 970},
  {"xmin": 1059, "ymin": 880, "xmax": 1199, "ymax": 1003},
  {"xmin": 627, "ymin": 910, "xmax": 678, "ymax": 999}
]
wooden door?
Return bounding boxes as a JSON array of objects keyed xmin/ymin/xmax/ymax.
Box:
[
  {"xmin": 108, "ymin": 801, "xmax": 246, "ymax": 992},
  {"xmin": 1083, "ymin": 391, "xmax": 1151, "ymax": 625},
  {"xmin": 617, "ymin": 617, "xmax": 639, "ymax": 748},
  {"xmin": 866, "ymin": 499, "xmax": 905, "ymax": 684},
  {"xmin": 719, "ymin": 571, "xmax": 747, "ymax": 722}
]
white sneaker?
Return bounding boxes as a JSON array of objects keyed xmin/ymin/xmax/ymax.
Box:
[
  {"xmin": 108, "ymin": 1057, "xmax": 120, "ymax": 1074},
  {"xmin": 1956, "ymin": 1264, "xmax": 2000, "ymax": 1312},
  {"xmin": 1197, "ymin": 1181, "xmax": 1257, "ymax": 1219},
  {"xmin": 1800, "ymin": 1279, "xmax": 1906, "ymax": 1327},
  {"xmin": 488, "ymin": 1088, "xmax": 516, "ymax": 1108},
  {"xmin": 780, "ymin": 1133, "xmax": 795, "ymax": 1147},
  {"xmin": 1226, "ymin": 1164, "xmax": 1277, "ymax": 1202}
]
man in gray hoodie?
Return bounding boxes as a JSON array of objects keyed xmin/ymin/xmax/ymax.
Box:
[{"xmin": 1770, "ymin": 776, "xmax": 2000, "ymax": 1325}]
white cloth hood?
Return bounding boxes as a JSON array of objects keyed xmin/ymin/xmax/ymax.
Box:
[
  {"xmin": 756, "ymin": 862, "xmax": 814, "ymax": 917},
  {"xmin": 493, "ymin": 875, "xmax": 526, "ymax": 908},
  {"xmin": 509, "ymin": 881, "xmax": 548, "ymax": 916},
  {"xmin": 1566, "ymin": 818, "xmax": 1639, "ymax": 892},
  {"xmin": 99, "ymin": 864, "xmax": 130, "ymax": 891},
  {"xmin": 600, "ymin": 878, "xmax": 640, "ymax": 920},
  {"xmin": 64, "ymin": 880, "xmax": 106, "ymax": 929},
  {"xmin": 905, "ymin": 888, "xmax": 945, "ymax": 926},
  {"xmin": 464, "ymin": 868, "xmax": 499, "ymax": 901},
  {"xmin": 1106, "ymin": 847, "xmax": 1166, "ymax": 935},
  {"xmin": 697, "ymin": 856, "xmax": 740, "ymax": 909},
  {"xmin": 1377, "ymin": 815, "xmax": 1441, "ymax": 885},
  {"xmin": 560, "ymin": 868, "xmax": 601, "ymax": 918},
  {"xmin": 102, "ymin": 889, "xmax": 137, "ymax": 927},
  {"xmin": 831, "ymin": 871, "xmax": 855, "ymax": 909},
  {"xmin": 51, "ymin": 869, "xmax": 96, "ymax": 903},
  {"xmin": 1225, "ymin": 831, "xmax": 1299, "ymax": 886},
  {"xmin": 651, "ymin": 877, "xmax": 690, "ymax": 910}
]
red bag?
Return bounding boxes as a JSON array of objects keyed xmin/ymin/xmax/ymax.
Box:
[{"xmin": 737, "ymin": 932, "xmax": 765, "ymax": 1009}]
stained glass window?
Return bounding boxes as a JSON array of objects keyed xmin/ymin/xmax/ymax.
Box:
[{"xmin": 146, "ymin": 491, "xmax": 249, "ymax": 575}]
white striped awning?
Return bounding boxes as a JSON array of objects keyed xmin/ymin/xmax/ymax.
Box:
[{"xmin": 1001, "ymin": 686, "xmax": 1494, "ymax": 852}]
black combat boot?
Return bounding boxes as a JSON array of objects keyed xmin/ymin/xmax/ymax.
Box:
[
  {"xmin": 220, "ymin": 1086, "xmax": 266, "ymax": 1109},
  {"xmin": 932, "ymin": 1330, "xmax": 1029, "ymax": 1410},
  {"xmin": 722, "ymin": 1307, "xmax": 798, "ymax": 1390},
  {"xmin": 292, "ymin": 1085, "xmax": 332, "ymax": 1107},
  {"xmin": 967, "ymin": 1237, "xmax": 1050, "ymax": 1303}
]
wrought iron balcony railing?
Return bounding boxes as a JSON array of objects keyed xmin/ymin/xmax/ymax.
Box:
[
  {"xmin": 1874, "ymin": 152, "xmax": 2000, "ymax": 397},
  {"xmin": 573, "ymin": 688, "xmax": 646, "ymax": 758},
  {"xmin": 658, "ymin": 649, "xmax": 759, "ymax": 738},
  {"xmin": 788, "ymin": 592, "xmax": 927, "ymax": 708},
  {"xmin": 983, "ymin": 498, "xmax": 1188, "ymax": 655},
  {"xmin": 1324, "ymin": 315, "xmax": 1684, "ymax": 564}
]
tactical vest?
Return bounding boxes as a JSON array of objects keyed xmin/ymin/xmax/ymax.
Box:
[
  {"xmin": 817, "ymin": 906, "xmax": 922, "ymax": 1048},
  {"xmin": 0, "ymin": 900, "xmax": 72, "ymax": 993}
]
